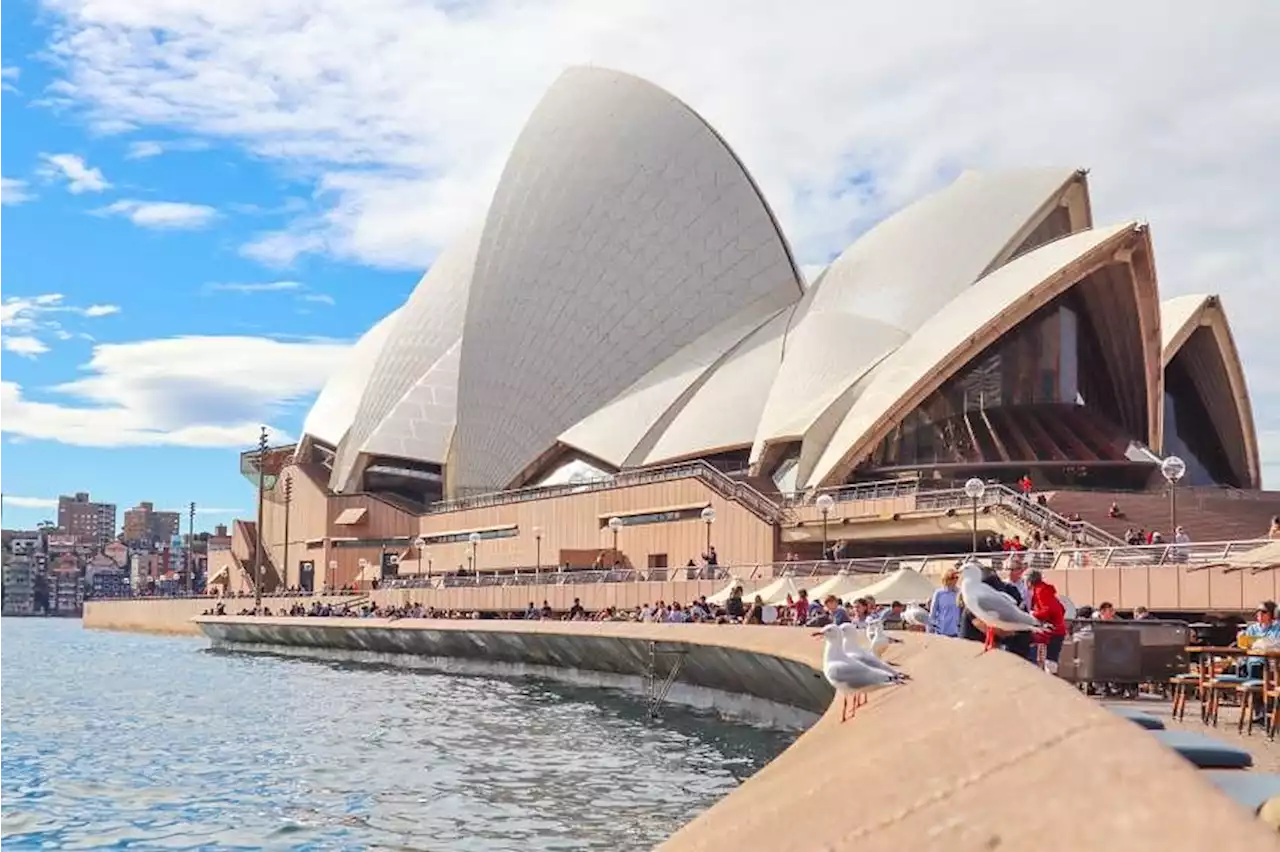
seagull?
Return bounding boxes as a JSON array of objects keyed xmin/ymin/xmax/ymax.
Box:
[
  {"xmin": 958, "ymin": 562, "xmax": 1045, "ymax": 652},
  {"xmin": 816, "ymin": 623, "xmax": 901, "ymax": 722},
  {"xmin": 837, "ymin": 623, "xmax": 908, "ymax": 680},
  {"xmin": 866, "ymin": 620, "xmax": 892, "ymax": 658},
  {"xmin": 903, "ymin": 603, "xmax": 930, "ymax": 629}
]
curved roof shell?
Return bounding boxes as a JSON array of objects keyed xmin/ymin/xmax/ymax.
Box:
[
  {"xmin": 330, "ymin": 228, "xmax": 481, "ymax": 491},
  {"xmin": 449, "ymin": 67, "xmax": 803, "ymax": 495},
  {"xmin": 1160, "ymin": 294, "xmax": 1260, "ymax": 488},
  {"xmin": 299, "ymin": 308, "xmax": 401, "ymax": 449},
  {"xmin": 751, "ymin": 169, "xmax": 1092, "ymax": 469},
  {"xmin": 558, "ymin": 300, "xmax": 790, "ymax": 468},
  {"xmin": 808, "ymin": 222, "xmax": 1161, "ymax": 488}
]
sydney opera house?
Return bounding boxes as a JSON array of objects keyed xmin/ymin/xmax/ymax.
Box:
[{"xmin": 211, "ymin": 67, "xmax": 1269, "ymax": 594}]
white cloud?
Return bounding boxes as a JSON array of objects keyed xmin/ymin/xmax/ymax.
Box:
[
  {"xmin": 2, "ymin": 66, "xmax": 19, "ymax": 94},
  {"xmin": 125, "ymin": 138, "xmax": 210, "ymax": 159},
  {"xmin": 1, "ymin": 294, "xmax": 69, "ymax": 331},
  {"xmin": 97, "ymin": 199, "xmax": 218, "ymax": 229},
  {"xmin": 38, "ymin": 152, "xmax": 110, "ymax": 193},
  {"xmin": 194, "ymin": 506, "xmax": 242, "ymax": 515},
  {"xmin": 4, "ymin": 336, "xmax": 51, "ymax": 358},
  {"xmin": 0, "ymin": 495, "xmax": 58, "ymax": 509},
  {"xmin": 299, "ymin": 293, "xmax": 335, "ymax": 306},
  {"xmin": 35, "ymin": 0, "xmax": 1280, "ymax": 481},
  {"xmin": 2, "ymin": 177, "xmax": 34, "ymax": 205},
  {"xmin": 1, "ymin": 334, "xmax": 349, "ymax": 447},
  {"xmin": 205, "ymin": 280, "xmax": 303, "ymax": 294},
  {"xmin": 1, "ymin": 295, "xmax": 122, "ymax": 344},
  {"xmin": 126, "ymin": 140, "xmax": 165, "ymax": 159}
]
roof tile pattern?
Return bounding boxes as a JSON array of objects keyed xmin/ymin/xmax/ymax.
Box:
[{"xmin": 450, "ymin": 67, "xmax": 802, "ymax": 493}]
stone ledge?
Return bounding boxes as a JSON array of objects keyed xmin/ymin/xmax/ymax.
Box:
[{"xmin": 194, "ymin": 617, "xmax": 1275, "ymax": 851}]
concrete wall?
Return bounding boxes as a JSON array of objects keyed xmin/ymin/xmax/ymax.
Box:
[
  {"xmin": 196, "ymin": 617, "xmax": 831, "ymax": 714},
  {"xmin": 191, "ymin": 617, "xmax": 1274, "ymax": 851}
]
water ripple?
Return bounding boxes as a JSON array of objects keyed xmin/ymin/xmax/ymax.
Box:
[{"xmin": 1, "ymin": 619, "xmax": 792, "ymax": 850}]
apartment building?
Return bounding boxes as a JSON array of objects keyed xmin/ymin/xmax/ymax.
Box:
[
  {"xmin": 121, "ymin": 501, "xmax": 180, "ymax": 546},
  {"xmin": 58, "ymin": 492, "xmax": 117, "ymax": 547},
  {"xmin": 2, "ymin": 558, "xmax": 35, "ymax": 614}
]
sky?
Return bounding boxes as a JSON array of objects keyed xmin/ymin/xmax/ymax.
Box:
[{"xmin": 1, "ymin": 0, "xmax": 1278, "ymax": 531}]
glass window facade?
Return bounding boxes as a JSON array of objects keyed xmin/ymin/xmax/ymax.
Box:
[{"xmin": 873, "ymin": 304, "xmax": 1082, "ymax": 467}]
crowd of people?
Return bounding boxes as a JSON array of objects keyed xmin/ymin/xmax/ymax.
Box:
[{"xmin": 209, "ymin": 560, "xmax": 1086, "ymax": 676}]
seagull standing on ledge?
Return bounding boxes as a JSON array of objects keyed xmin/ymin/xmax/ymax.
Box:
[
  {"xmin": 815, "ymin": 623, "xmax": 901, "ymax": 722},
  {"xmin": 903, "ymin": 603, "xmax": 930, "ymax": 629},
  {"xmin": 958, "ymin": 562, "xmax": 1044, "ymax": 652},
  {"xmin": 838, "ymin": 623, "xmax": 908, "ymax": 681}
]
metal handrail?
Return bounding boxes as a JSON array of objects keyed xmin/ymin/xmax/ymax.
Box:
[
  {"xmin": 93, "ymin": 538, "xmax": 1277, "ymax": 601},
  {"xmin": 780, "ymin": 476, "xmax": 923, "ymax": 507},
  {"xmin": 423, "ymin": 459, "xmax": 785, "ymax": 522}
]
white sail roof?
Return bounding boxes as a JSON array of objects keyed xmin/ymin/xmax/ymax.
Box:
[
  {"xmin": 752, "ymin": 169, "xmax": 1087, "ymax": 465},
  {"xmin": 330, "ymin": 229, "xmax": 480, "ymax": 491},
  {"xmin": 300, "ymin": 308, "xmax": 401, "ymax": 448},
  {"xmin": 449, "ymin": 67, "xmax": 803, "ymax": 494},
  {"xmin": 808, "ymin": 223, "xmax": 1138, "ymax": 487}
]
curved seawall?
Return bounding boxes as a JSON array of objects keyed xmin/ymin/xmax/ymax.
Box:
[{"xmin": 195, "ymin": 617, "xmax": 1273, "ymax": 851}]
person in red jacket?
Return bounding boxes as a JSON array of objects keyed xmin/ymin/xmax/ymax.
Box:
[{"xmin": 1026, "ymin": 569, "xmax": 1067, "ymax": 670}]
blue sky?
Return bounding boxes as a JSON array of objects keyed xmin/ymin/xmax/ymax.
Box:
[{"xmin": 2, "ymin": 0, "xmax": 1278, "ymax": 530}]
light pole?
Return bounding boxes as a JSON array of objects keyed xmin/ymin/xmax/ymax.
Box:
[
  {"xmin": 357, "ymin": 558, "xmax": 369, "ymax": 590},
  {"xmin": 607, "ymin": 517, "xmax": 623, "ymax": 564},
  {"xmin": 700, "ymin": 506, "xmax": 715, "ymax": 559},
  {"xmin": 533, "ymin": 526, "xmax": 543, "ymax": 581},
  {"xmin": 253, "ymin": 425, "xmax": 268, "ymax": 611},
  {"xmin": 469, "ymin": 532, "xmax": 481, "ymax": 584},
  {"xmin": 282, "ymin": 475, "xmax": 293, "ymax": 592},
  {"xmin": 964, "ymin": 477, "xmax": 986, "ymax": 553},
  {"xmin": 815, "ymin": 493, "xmax": 834, "ymax": 561},
  {"xmin": 1160, "ymin": 455, "xmax": 1187, "ymax": 534},
  {"xmin": 413, "ymin": 535, "xmax": 426, "ymax": 581},
  {"xmin": 186, "ymin": 501, "xmax": 195, "ymax": 595}
]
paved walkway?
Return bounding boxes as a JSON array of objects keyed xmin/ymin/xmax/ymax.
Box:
[{"xmin": 1100, "ymin": 695, "xmax": 1279, "ymax": 773}]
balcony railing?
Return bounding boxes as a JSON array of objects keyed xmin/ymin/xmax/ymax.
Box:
[{"xmin": 424, "ymin": 459, "xmax": 785, "ymax": 522}]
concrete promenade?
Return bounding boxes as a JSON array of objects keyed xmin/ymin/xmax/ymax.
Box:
[{"xmin": 193, "ymin": 616, "xmax": 1273, "ymax": 851}]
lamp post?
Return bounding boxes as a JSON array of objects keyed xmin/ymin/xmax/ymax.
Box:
[
  {"xmin": 1160, "ymin": 455, "xmax": 1187, "ymax": 534},
  {"xmin": 413, "ymin": 535, "xmax": 426, "ymax": 581},
  {"xmin": 186, "ymin": 501, "xmax": 195, "ymax": 595},
  {"xmin": 357, "ymin": 558, "xmax": 368, "ymax": 590},
  {"xmin": 253, "ymin": 425, "xmax": 268, "ymax": 611},
  {"xmin": 533, "ymin": 526, "xmax": 543, "ymax": 582},
  {"xmin": 700, "ymin": 506, "xmax": 715, "ymax": 560},
  {"xmin": 281, "ymin": 475, "xmax": 293, "ymax": 592},
  {"xmin": 815, "ymin": 493, "xmax": 834, "ymax": 561},
  {"xmin": 964, "ymin": 477, "xmax": 986, "ymax": 553},
  {"xmin": 607, "ymin": 517, "xmax": 623, "ymax": 563},
  {"xmin": 469, "ymin": 532, "xmax": 481, "ymax": 584}
]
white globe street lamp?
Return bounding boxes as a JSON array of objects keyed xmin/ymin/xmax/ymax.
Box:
[
  {"xmin": 607, "ymin": 516, "xmax": 623, "ymax": 562},
  {"xmin": 964, "ymin": 478, "xmax": 986, "ymax": 553},
  {"xmin": 1160, "ymin": 455, "xmax": 1186, "ymax": 533},
  {"xmin": 412, "ymin": 535, "xmax": 427, "ymax": 579},
  {"xmin": 533, "ymin": 526, "xmax": 544, "ymax": 581},
  {"xmin": 700, "ymin": 506, "xmax": 716, "ymax": 561},
  {"xmin": 468, "ymin": 532, "xmax": 481, "ymax": 584},
  {"xmin": 815, "ymin": 493, "xmax": 835, "ymax": 561}
]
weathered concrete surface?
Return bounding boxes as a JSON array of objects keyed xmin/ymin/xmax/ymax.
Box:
[
  {"xmin": 196, "ymin": 617, "xmax": 831, "ymax": 714},
  {"xmin": 196, "ymin": 617, "xmax": 1274, "ymax": 851},
  {"xmin": 83, "ymin": 596, "xmax": 364, "ymax": 636}
]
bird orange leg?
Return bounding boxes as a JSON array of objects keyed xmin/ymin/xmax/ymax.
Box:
[
  {"xmin": 840, "ymin": 695, "xmax": 850, "ymax": 722},
  {"xmin": 983, "ymin": 627, "xmax": 996, "ymax": 653}
]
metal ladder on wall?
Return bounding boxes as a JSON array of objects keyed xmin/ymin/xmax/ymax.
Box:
[{"xmin": 642, "ymin": 641, "xmax": 687, "ymax": 719}]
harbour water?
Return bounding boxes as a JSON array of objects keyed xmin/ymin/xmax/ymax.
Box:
[{"xmin": 0, "ymin": 618, "xmax": 794, "ymax": 851}]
